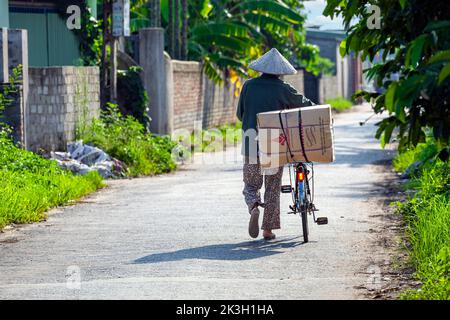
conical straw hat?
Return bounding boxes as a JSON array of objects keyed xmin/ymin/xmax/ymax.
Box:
[{"xmin": 249, "ymin": 48, "xmax": 297, "ymax": 75}]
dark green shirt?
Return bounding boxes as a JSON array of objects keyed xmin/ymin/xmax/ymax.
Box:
[
  {"xmin": 236, "ymin": 74, "xmax": 314, "ymax": 133},
  {"xmin": 236, "ymin": 74, "xmax": 314, "ymax": 158}
]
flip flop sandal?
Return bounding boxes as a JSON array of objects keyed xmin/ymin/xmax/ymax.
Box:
[
  {"xmin": 263, "ymin": 233, "xmax": 276, "ymax": 241},
  {"xmin": 248, "ymin": 206, "xmax": 260, "ymax": 238}
]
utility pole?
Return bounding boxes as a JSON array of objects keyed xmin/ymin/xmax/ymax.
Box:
[
  {"xmin": 110, "ymin": 0, "xmax": 130, "ymax": 103},
  {"xmin": 110, "ymin": 37, "xmax": 118, "ymax": 102},
  {"xmin": 100, "ymin": 1, "xmax": 111, "ymax": 107}
]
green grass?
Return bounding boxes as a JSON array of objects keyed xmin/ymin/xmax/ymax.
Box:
[
  {"xmin": 393, "ymin": 141, "xmax": 450, "ymax": 300},
  {"xmin": 325, "ymin": 97, "xmax": 353, "ymax": 112},
  {"xmin": 0, "ymin": 129, "xmax": 104, "ymax": 230},
  {"xmin": 79, "ymin": 104, "xmax": 178, "ymax": 177},
  {"xmin": 173, "ymin": 121, "xmax": 243, "ymax": 154},
  {"xmin": 197, "ymin": 122, "xmax": 243, "ymax": 152}
]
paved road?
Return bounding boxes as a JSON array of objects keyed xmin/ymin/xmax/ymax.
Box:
[{"xmin": 0, "ymin": 104, "xmax": 395, "ymax": 299}]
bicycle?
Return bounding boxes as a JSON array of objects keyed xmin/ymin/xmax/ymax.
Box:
[{"xmin": 281, "ymin": 162, "xmax": 328, "ymax": 243}]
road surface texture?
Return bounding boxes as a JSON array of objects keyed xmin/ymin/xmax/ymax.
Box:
[{"xmin": 0, "ymin": 104, "xmax": 397, "ymax": 299}]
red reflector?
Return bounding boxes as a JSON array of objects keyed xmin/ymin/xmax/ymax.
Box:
[{"xmin": 297, "ymin": 171, "xmax": 305, "ymax": 181}]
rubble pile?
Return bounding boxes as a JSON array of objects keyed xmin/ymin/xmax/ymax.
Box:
[{"xmin": 51, "ymin": 141, "xmax": 126, "ymax": 178}]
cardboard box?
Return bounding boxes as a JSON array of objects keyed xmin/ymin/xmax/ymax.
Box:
[{"xmin": 257, "ymin": 105, "xmax": 335, "ymax": 168}]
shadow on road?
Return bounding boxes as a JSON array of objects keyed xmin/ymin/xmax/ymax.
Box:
[
  {"xmin": 332, "ymin": 145, "xmax": 392, "ymax": 167},
  {"xmin": 132, "ymin": 237, "xmax": 305, "ymax": 264}
]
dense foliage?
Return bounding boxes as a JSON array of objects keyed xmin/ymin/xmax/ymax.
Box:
[
  {"xmin": 79, "ymin": 104, "xmax": 178, "ymax": 176},
  {"xmin": 130, "ymin": 0, "xmax": 333, "ymax": 83},
  {"xmin": 324, "ymin": 0, "xmax": 450, "ymax": 159},
  {"xmin": 117, "ymin": 66, "xmax": 151, "ymax": 129}
]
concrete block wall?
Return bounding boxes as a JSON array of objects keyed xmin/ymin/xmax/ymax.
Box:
[
  {"xmin": 27, "ymin": 66, "xmax": 100, "ymax": 152},
  {"xmin": 202, "ymin": 74, "xmax": 238, "ymax": 129},
  {"xmin": 283, "ymin": 71, "xmax": 305, "ymax": 95},
  {"xmin": 319, "ymin": 74, "xmax": 341, "ymax": 104}
]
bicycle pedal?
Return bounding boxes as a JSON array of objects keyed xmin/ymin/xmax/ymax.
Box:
[
  {"xmin": 281, "ymin": 185, "xmax": 293, "ymax": 193},
  {"xmin": 316, "ymin": 217, "xmax": 328, "ymax": 225}
]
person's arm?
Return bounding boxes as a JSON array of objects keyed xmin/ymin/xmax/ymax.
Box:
[
  {"xmin": 284, "ymin": 83, "xmax": 315, "ymax": 108},
  {"xmin": 236, "ymin": 81, "xmax": 248, "ymax": 121}
]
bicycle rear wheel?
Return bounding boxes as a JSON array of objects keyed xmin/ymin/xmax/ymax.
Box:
[
  {"xmin": 296, "ymin": 165, "xmax": 309, "ymax": 243},
  {"xmin": 301, "ymin": 207, "xmax": 309, "ymax": 243}
]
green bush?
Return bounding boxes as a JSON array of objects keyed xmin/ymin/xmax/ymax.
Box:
[
  {"xmin": 0, "ymin": 129, "xmax": 104, "ymax": 229},
  {"xmin": 394, "ymin": 143, "xmax": 450, "ymax": 300},
  {"xmin": 325, "ymin": 97, "xmax": 353, "ymax": 112},
  {"xmin": 393, "ymin": 138, "xmax": 438, "ymax": 173},
  {"xmin": 79, "ymin": 104, "xmax": 177, "ymax": 176}
]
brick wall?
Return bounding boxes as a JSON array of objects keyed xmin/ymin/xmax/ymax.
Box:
[
  {"xmin": 172, "ymin": 60, "xmax": 238, "ymax": 131},
  {"xmin": 172, "ymin": 61, "xmax": 203, "ymax": 130},
  {"xmin": 27, "ymin": 66, "xmax": 100, "ymax": 152}
]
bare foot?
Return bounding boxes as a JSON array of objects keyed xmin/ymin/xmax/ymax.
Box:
[{"xmin": 263, "ymin": 230, "xmax": 276, "ymax": 240}]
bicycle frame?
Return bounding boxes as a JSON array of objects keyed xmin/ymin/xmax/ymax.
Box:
[
  {"xmin": 293, "ymin": 164, "xmax": 305, "ymax": 206},
  {"xmin": 281, "ymin": 161, "xmax": 327, "ymax": 243}
]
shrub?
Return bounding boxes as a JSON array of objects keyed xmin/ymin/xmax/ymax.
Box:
[
  {"xmin": 393, "ymin": 138, "xmax": 438, "ymax": 173},
  {"xmin": 79, "ymin": 104, "xmax": 177, "ymax": 176}
]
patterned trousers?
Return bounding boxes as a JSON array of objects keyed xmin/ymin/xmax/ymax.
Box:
[{"xmin": 243, "ymin": 158, "xmax": 283, "ymax": 230}]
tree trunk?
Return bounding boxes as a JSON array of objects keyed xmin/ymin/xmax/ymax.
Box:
[
  {"xmin": 150, "ymin": 0, "xmax": 161, "ymax": 28},
  {"xmin": 100, "ymin": 0, "xmax": 112, "ymax": 107},
  {"xmin": 155, "ymin": 0, "xmax": 160, "ymax": 27},
  {"xmin": 148, "ymin": 0, "xmax": 154, "ymax": 27},
  {"xmin": 181, "ymin": 0, "xmax": 188, "ymax": 60},
  {"xmin": 168, "ymin": 0, "xmax": 174, "ymax": 57},
  {"xmin": 174, "ymin": 0, "xmax": 181, "ymax": 59}
]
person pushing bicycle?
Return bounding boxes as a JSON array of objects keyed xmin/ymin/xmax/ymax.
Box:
[{"xmin": 236, "ymin": 48, "xmax": 315, "ymax": 241}]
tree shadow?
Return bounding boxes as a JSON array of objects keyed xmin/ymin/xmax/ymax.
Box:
[{"xmin": 132, "ymin": 236, "xmax": 305, "ymax": 264}]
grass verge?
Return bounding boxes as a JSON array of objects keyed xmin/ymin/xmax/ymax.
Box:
[
  {"xmin": 325, "ymin": 97, "xmax": 353, "ymax": 112},
  {"xmin": 0, "ymin": 128, "xmax": 104, "ymax": 230},
  {"xmin": 392, "ymin": 140, "xmax": 450, "ymax": 299},
  {"xmin": 172, "ymin": 122, "xmax": 242, "ymax": 155}
]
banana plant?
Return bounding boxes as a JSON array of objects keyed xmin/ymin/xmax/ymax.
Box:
[
  {"xmin": 188, "ymin": 0, "xmax": 309, "ymax": 83},
  {"xmin": 130, "ymin": 0, "xmax": 331, "ymax": 84}
]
